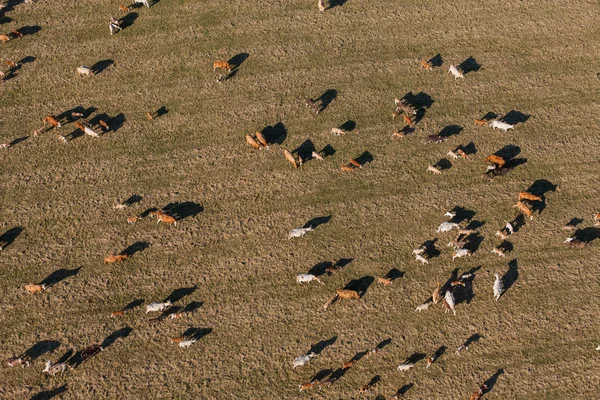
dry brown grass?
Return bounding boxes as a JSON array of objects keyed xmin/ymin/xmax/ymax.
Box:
[{"xmin": 1, "ymin": 0, "xmax": 600, "ymax": 398}]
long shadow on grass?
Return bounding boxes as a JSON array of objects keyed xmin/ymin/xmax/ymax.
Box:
[
  {"xmin": 91, "ymin": 59, "xmax": 114, "ymax": 75},
  {"xmin": 30, "ymin": 385, "xmax": 68, "ymax": 400},
  {"xmin": 121, "ymin": 241, "xmax": 150, "ymax": 257},
  {"xmin": 501, "ymin": 259, "xmax": 519, "ymax": 295},
  {"xmin": 119, "ymin": 12, "xmax": 138, "ymax": 30},
  {"xmin": 21, "ymin": 340, "xmax": 61, "ymax": 362},
  {"xmin": 40, "ymin": 267, "xmax": 82, "ymax": 288},
  {"xmin": 343, "ymin": 276, "xmax": 374, "ymax": 297},
  {"xmin": 260, "ymin": 122, "xmax": 287, "ymax": 145},
  {"xmin": 308, "ymin": 336, "xmax": 337, "ymax": 355},
  {"xmin": 0, "ymin": 226, "xmax": 23, "ymax": 249},
  {"xmin": 483, "ymin": 368, "xmax": 504, "ymax": 393},
  {"xmin": 101, "ymin": 327, "xmax": 133, "ymax": 348},
  {"xmin": 163, "ymin": 202, "xmax": 203, "ymax": 220},
  {"xmin": 164, "ymin": 285, "xmax": 197, "ymax": 303}
]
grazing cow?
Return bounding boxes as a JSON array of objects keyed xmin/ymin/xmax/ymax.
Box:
[
  {"xmin": 0, "ymin": 143, "xmax": 10, "ymax": 149},
  {"xmin": 25, "ymin": 283, "xmax": 46, "ymax": 293},
  {"xmin": 426, "ymin": 355, "xmax": 435, "ymax": 368},
  {"xmin": 331, "ymin": 127, "xmax": 345, "ymax": 136},
  {"xmin": 109, "ymin": 18, "xmax": 122, "ymax": 35},
  {"xmin": 337, "ymin": 289, "xmax": 360, "ymax": 299},
  {"xmin": 448, "ymin": 65, "xmax": 464, "ymax": 79},
  {"xmin": 594, "ymin": 213, "xmax": 600, "ymax": 226},
  {"xmin": 10, "ymin": 30, "xmax": 23, "ymax": 38},
  {"xmin": 146, "ymin": 111, "xmax": 154, "ymax": 120},
  {"xmin": 427, "ymin": 165, "xmax": 441, "ymax": 175},
  {"xmin": 415, "ymin": 301, "xmax": 432, "ymax": 312},
  {"xmin": 518, "ymin": 191, "xmax": 543, "ymax": 202},
  {"xmin": 437, "ymin": 222, "xmax": 460, "ymax": 233},
  {"xmin": 415, "ymin": 254, "xmax": 429, "ymax": 264},
  {"xmin": 444, "ymin": 290, "xmax": 456, "ymax": 314},
  {"xmin": 420, "ymin": 58, "xmax": 432, "ymax": 71},
  {"xmin": 43, "ymin": 360, "xmax": 68, "ymax": 376},
  {"xmin": 283, "ymin": 149, "xmax": 299, "ymax": 168},
  {"xmin": 392, "ymin": 110, "xmax": 400, "ymax": 120},
  {"xmin": 513, "ymin": 201, "xmax": 533, "ymax": 220},
  {"xmin": 491, "ymin": 247, "xmax": 505, "ymax": 257},
  {"xmin": 170, "ymin": 337, "xmax": 184, "ymax": 343},
  {"xmin": 146, "ymin": 301, "xmax": 172, "ymax": 314},
  {"xmin": 213, "ymin": 60, "xmax": 231, "ymax": 72},
  {"xmin": 425, "ymin": 135, "xmax": 447, "ymax": 144},
  {"xmin": 432, "ymin": 282, "xmax": 442, "ymax": 304},
  {"xmin": 490, "ymin": 120, "xmax": 515, "ymax": 132},
  {"xmin": 157, "ymin": 214, "xmax": 177, "ymax": 226},
  {"xmin": 413, "ymin": 246, "xmax": 426, "ymax": 255},
  {"xmin": 104, "ymin": 254, "xmax": 128, "ymax": 264},
  {"xmin": 396, "ymin": 363, "xmax": 414, "ymax": 371},
  {"xmin": 288, "ymin": 226, "xmax": 314, "ymax": 239},
  {"xmin": 452, "ymin": 248, "xmax": 471, "ymax": 260},
  {"xmin": 474, "ymin": 119, "xmax": 487, "ymax": 127},
  {"xmin": 296, "ymin": 274, "xmax": 323, "ymax": 284},
  {"xmin": 134, "ymin": 0, "xmax": 150, "ymax": 7},
  {"xmin": 44, "ymin": 116, "xmax": 61, "ymax": 128},
  {"xmin": 447, "ymin": 150, "xmax": 460, "ymax": 159},
  {"xmin": 299, "ymin": 381, "xmax": 318, "ymax": 392},
  {"xmin": 323, "ymin": 293, "xmax": 338, "ymax": 310},
  {"xmin": 293, "ymin": 353, "xmax": 316, "ymax": 369},
  {"xmin": 179, "ymin": 339, "xmax": 197, "ymax": 348},
  {"xmin": 493, "ymin": 273, "xmax": 503, "ymax": 300},
  {"xmin": 7, "ymin": 357, "xmax": 30, "ymax": 367},
  {"xmin": 494, "ymin": 230, "xmax": 507, "ymax": 240},
  {"xmin": 318, "ymin": 0, "xmax": 325, "ymax": 12},
  {"xmin": 111, "ymin": 310, "xmax": 125, "ymax": 317},
  {"xmin": 169, "ymin": 312, "xmax": 185, "ymax": 319},
  {"xmin": 77, "ymin": 66, "xmax": 94, "ymax": 77},
  {"xmin": 378, "ymin": 277, "xmax": 392, "ymax": 286}
]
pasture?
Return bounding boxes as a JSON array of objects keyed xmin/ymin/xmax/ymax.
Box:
[{"xmin": 1, "ymin": 0, "xmax": 599, "ymax": 398}]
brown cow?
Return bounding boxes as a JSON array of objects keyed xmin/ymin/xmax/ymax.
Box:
[
  {"xmin": 420, "ymin": 58, "xmax": 432, "ymax": 71},
  {"xmin": 25, "ymin": 284, "xmax": 46, "ymax": 294},
  {"xmin": 104, "ymin": 254, "xmax": 128, "ymax": 264},
  {"xmin": 518, "ymin": 191, "xmax": 542, "ymax": 202},
  {"xmin": 213, "ymin": 60, "xmax": 231, "ymax": 72},
  {"xmin": 336, "ymin": 289, "xmax": 360, "ymax": 299},
  {"xmin": 513, "ymin": 201, "xmax": 533, "ymax": 220}
]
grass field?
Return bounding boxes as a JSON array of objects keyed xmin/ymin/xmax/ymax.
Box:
[{"xmin": 1, "ymin": 0, "xmax": 600, "ymax": 398}]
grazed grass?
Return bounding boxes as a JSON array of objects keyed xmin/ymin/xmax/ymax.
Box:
[{"xmin": 1, "ymin": 0, "xmax": 600, "ymax": 398}]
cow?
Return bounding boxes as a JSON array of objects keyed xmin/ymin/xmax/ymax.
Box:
[
  {"xmin": 213, "ymin": 60, "xmax": 232, "ymax": 72},
  {"xmin": 77, "ymin": 66, "xmax": 94, "ymax": 77},
  {"xmin": 448, "ymin": 65, "xmax": 464, "ymax": 79},
  {"xmin": 490, "ymin": 120, "xmax": 514, "ymax": 132}
]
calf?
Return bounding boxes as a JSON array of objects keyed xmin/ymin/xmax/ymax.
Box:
[
  {"xmin": 336, "ymin": 289, "xmax": 360, "ymax": 299},
  {"xmin": 119, "ymin": 4, "xmax": 130, "ymax": 12},
  {"xmin": 109, "ymin": 18, "xmax": 122, "ymax": 35},
  {"xmin": 474, "ymin": 119, "xmax": 487, "ymax": 127},
  {"xmin": 427, "ymin": 165, "xmax": 441, "ymax": 175},
  {"xmin": 213, "ymin": 60, "xmax": 231, "ymax": 72},
  {"xmin": 452, "ymin": 248, "xmax": 471, "ymax": 260},
  {"xmin": 179, "ymin": 339, "xmax": 197, "ymax": 348},
  {"xmin": 146, "ymin": 301, "xmax": 172, "ymax": 314},
  {"xmin": 415, "ymin": 301, "xmax": 432, "ymax": 312},
  {"xmin": 288, "ymin": 226, "xmax": 314, "ymax": 239},
  {"xmin": 43, "ymin": 360, "xmax": 68, "ymax": 376},
  {"xmin": 513, "ymin": 201, "xmax": 533, "ymax": 220},
  {"xmin": 415, "ymin": 254, "xmax": 429, "ymax": 264},
  {"xmin": 0, "ymin": 34, "xmax": 10, "ymax": 43},
  {"xmin": 403, "ymin": 114, "xmax": 413, "ymax": 126},
  {"xmin": 518, "ymin": 191, "xmax": 542, "ymax": 202},
  {"xmin": 127, "ymin": 217, "xmax": 139, "ymax": 224},
  {"xmin": 111, "ymin": 310, "xmax": 125, "ymax": 317},
  {"xmin": 104, "ymin": 254, "xmax": 128, "ymax": 264},
  {"xmin": 25, "ymin": 283, "xmax": 46, "ymax": 293},
  {"xmin": 299, "ymin": 381, "xmax": 318, "ymax": 392},
  {"xmin": 565, "ymin": 237, "xmax": 587, "ymax": 249},
  {"xmin": 448, "ymin": 65, "xmax": 464, "ymax": 79},
  {"xmin": 378, "ymin": 277, "xmax": 392, "ymax": 285},
  {"xmin": 331, "ymin": 127, "xmax": 346, "ymax": 136},
  {"xmin": 420, "ymin": 58, "xmax": 432, "ymax": 71},
  {"xmin": 77, "ymin": 66, "xmax": 94, "ymax": 77}
]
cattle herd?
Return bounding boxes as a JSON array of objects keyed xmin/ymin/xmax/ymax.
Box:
[{"xmin": 1, "ymin": 0, "xmax": 597, "ymax": 399}]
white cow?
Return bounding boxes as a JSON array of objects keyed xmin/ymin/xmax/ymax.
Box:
[
  {"xmin": 146, "ymin": 301, "xmax": 172, "ymax": 314},
  {"xmin": 293, "ymin": 353, "xmax": 316, "ymax": 369},
  {"xmin": 134, "ymin": 0, "xmax": 150, "ymax": 7},
  {"xmin": 288, "ymin": 226, "xmax": 314, "ymax": 240},
  {"xmin": 490, "ymin": 120, "xmax": 515, "ymax": 132},
  {"xmin": 437, "ymin": 222, "xmax": 460, "ymax": 233},
  {"xmin": 296, "ymin": 274, "xmax": 323, "ymax": 284},
  {"xmin": 448, "ymin": 65, "xmax": 464, "ymax": 79},
  {"xmin": 493, "ymin": 273, "xmax": 503, "ymax": 301}
]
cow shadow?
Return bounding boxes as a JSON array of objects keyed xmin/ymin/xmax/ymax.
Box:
[
  {"xmin": 56, "ymin": 349, "xmax": 74, "ymax": 364},
  {"xmin": 365, "ymin": 375, "xmax": 381, "ymax": 389},
  {"xmin": 328, "ymin": 0, "xmax": 348, "ymax": 9},
  {"xmin": 397, "ymin": 383, "xmax": 414, "ymax": 396},
  {"xmin": 338, "ymin": 120, "xmax": 356, "ymax": 131},
  {"xmin": 509, "ymin": 214, "xmax": 526, "ymax": 233},
  {"xmin": 355, "ymin": 151, "xmax": 374, "ymax": 166},
  {"xmin": 182, "ymin": 301, "xmax": 204, "ymax": 313},
  {"xmin": 122, "ymin": 194, "xmax": 143, "ymax": 207},
  {"xmin": 228, "ymin": 52, "xmax": 249, "ymax": 70},
  {"xmin": 434, "ymin": 158, "xmax": 452, "ymax": 171},
  {"xmin": 0, "ymin": 0, "xmax": 23, "ymax": 13},
  {"xmin": 464, "ymin": 232, "xmax": 484, "ymax": 253},
  {"xmin": 159, "ymin": 305, "xmax": 182, "ymax": 319},
  {"xmin": 375, "ymin": 338, "xmax": 392, "ymax": 350},
  {"xmin": 343, "ymin": 276, "xmax": 374, "ymax": 297},
  {"xmin": 441, "ymin": 268, "xmax": 460, "ymax": 293},
  {"xmin": 309, "ymin": 335, "xmax": 337, "ymax": 355},
  {"xmin": 140, "ymin": 207, "xmax": 158, "ymax": 218},
  {"xmin": 527, "ymin": 179, "xmax": 556, "ymax": 214},
  {"xmin": 10, "ymin": 136, "xmax": 29, "ymax": 147},
  {"xmin": 494, "ymin": 144, "xmax": 520, "ymax": 160},
  {"xmin": 564, "ymin": 217, "xmax": 583, "ymax": 229},
  {"xmin": 119, "ymin": 12, "xmax": 138, "ymax": 29},
  {"xmin": 329, "ymin": 366, "xmax": 349, "ymax": 383},
  {"xmin": 0, "ymin": 226, "xmax": 23, "ymax": 249},
  {"xmin": 317, "ymin": 89, "xmax": 337, "ymax": 113},
  {"xmin": 461, "ymin": 141, "xmax": 477, "ymax": 156},
  {"xmin": 405, "ymin": 352, "xmax": 426, "ymax": 364},
  {"xmin": 502, "ymin": 259, "xmax": 519, "ymax": 294},
  {"xmin": 482, "ymin": 111, "xmax": 499, "ymax": 121},
  {"xmin": 455, "ymin": 271, "xmax": 476, "ymax": 304},
  {"xmin": 122, "ymin": 299, "xmax": 144, "ymax": 311},
  {"xmin": 164, "ymin": 285, "xmax": 197, "ymax": 303},
  {"xmin": 429, "ymin": 53, "xmax": 443, "ymax": 67},
  {"xmin": 439, "ymin": 125, "xmax": 463, "ymax": 138},
  {"xmin": 303, "ymin": 215, "xmax": 331, "ymax": 229},
  {"xmin": 458, "ymin": 56, "xmax": 481, "ymax": 75},
  {"xmin": 101, "ymin": 327, "xmax": 133, "ymax": 348},
  {"xmin": 448, "ymin": 207, "xmax": 476, "ymax": 224},
  {"xmin": 30, "ymin": 385, "xmax": 68, "ymax": 400},
  {"xmin": 19, "ymin": 55, "xmax": 35, "ymax": 64},
  {"xmin": 483, "ymin": 368, "xmax": 504, "ymax": 393},
  {"xmin": 501, "ymin": 110, "xmax": 530, "ymax": 126},
  {"xmin": 383, "ymin": 268, "xmax": 404, "ymax": 281},
  {"xmin": 292, "ymin": 139, "xmax": 316, "ymax": 162},
  {"xmin": 465, "ymin": 219, "xmax": 485, "ymax": 230},
  {"xmin": 260, "ymin": 122, "xmax": 287, "ymax": 145},
  {"xmin": 311, "ymin": 368, "xmax": 334, "ymax": 382},
  {"xmin": 163, "ymin": 201, "xmax": 203, "ymax": 220},
  {"xmin": 0, "ymin": 15, "xmax": 12, "ymax": 25},
  {"xmin": 182, "ymin": 327, "xmax": 212, "ymax": 341},
  {"xmin": 402, "ymin": 91, "xmax": 434, "ymax": 109},
  {"xmin": 464, "ymin": 333, "xmax": 482, "ymax": 348},
  {"xmin": 121, "ymin": 241, "xmax": 150, "ymax": 257},
  {"xmin": 16, "ymin": 25, "xmax": 41, "ymax": 36},
  {"xmin": 91, "ymin": 59, "xmax": 114, "ymax": 75},
  {"xmin": 320, "ymin": 144, "xmax": 336, "ymax": 158},
  {"xmin": 308, "ymin": 261, "xmax": 333, "ymax": 277},
  {"xmin": 110, "ymin": 113, "xmax": 126, "ymax": 132},
  {"xmin": 22, "ymin": 340, "xmax": 61, "ymax": 362},
  {"xmin": 497, "ymin": 240, "xmax": 513, "ymax": 253},
  {"xmin": 335, "ymin": 258, "xmax": 353, "ymax": 268},
  {"xmin": 432, "ymin": 345, "xmax": 446, "ymax": 361},
  {"xmin": 419, "ymin": 238, "xmax": 440, "ymax": 258},
  {"xmin": 59, "ymin": 106, "xmax": 97, "ymax": 123},
  {"xmin": 40, "ymin": 267, "xmax": 82, "ymax": 287}
]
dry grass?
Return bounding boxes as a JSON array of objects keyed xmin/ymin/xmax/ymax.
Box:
[{"xmin": 1, "ymin": 0, "xmax": 600, "ymax": 398}]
